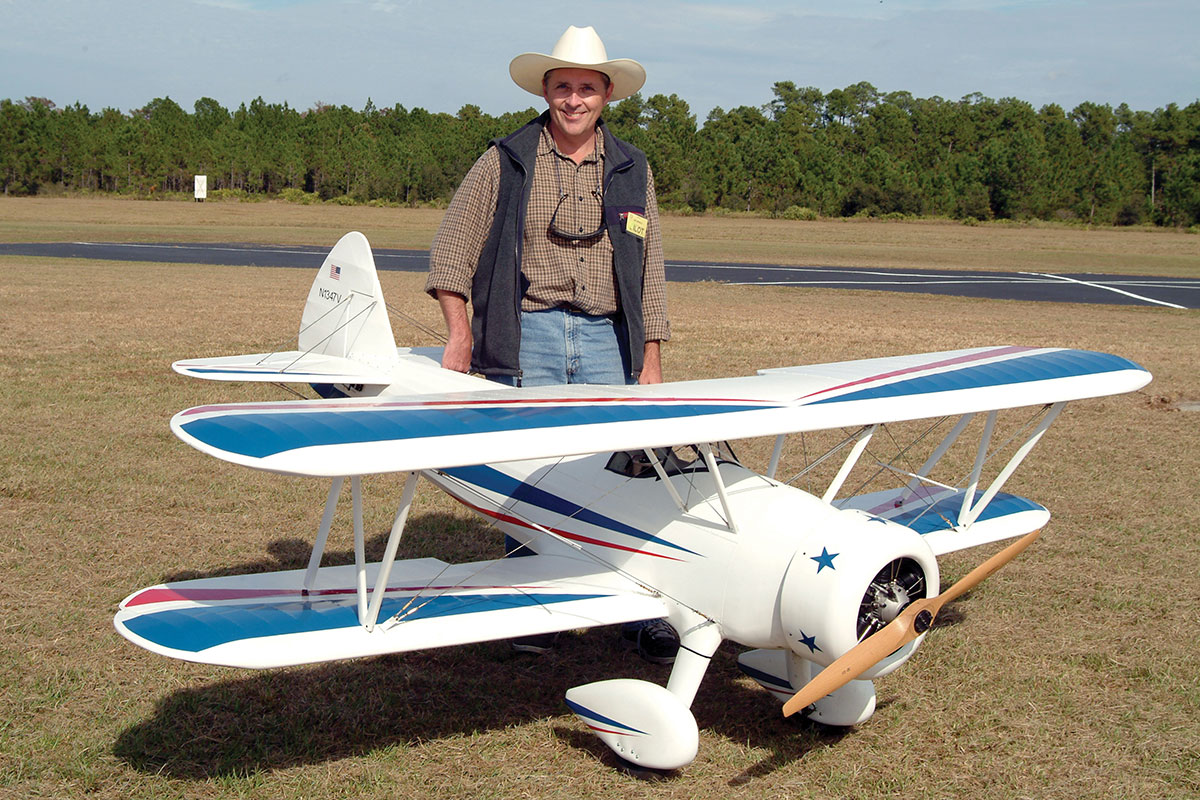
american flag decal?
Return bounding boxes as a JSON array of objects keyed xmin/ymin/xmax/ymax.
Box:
[{"xmin": 330, "ymin": 264, "xmax": 341, "ymax": 280}]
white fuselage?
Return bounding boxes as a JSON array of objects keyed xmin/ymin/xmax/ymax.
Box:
[{"xmin": 424, "ymin": 452, "xmax": 873, "ymax": 651}]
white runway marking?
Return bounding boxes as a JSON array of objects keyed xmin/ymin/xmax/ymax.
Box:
[
  {"xmin": 667, "ymin": 262, "xmax": 1045, "ymax": 281},
  {"xmin": 1020, "ymin": 271, "xmax": 1189, "ymax": 309}
]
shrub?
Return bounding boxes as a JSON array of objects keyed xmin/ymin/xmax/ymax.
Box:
[
  {"xmin": 279, "ymin": 187, "xmax": 320, "ymax": 205},
  {"xmin": 780, "ymin": 205, "xmax": 818, "ymax": 221}
]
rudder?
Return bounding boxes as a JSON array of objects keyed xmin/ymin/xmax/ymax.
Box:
[{"xmin": 299, "ymin": 231, "xmax": 398, "ymax": 370}]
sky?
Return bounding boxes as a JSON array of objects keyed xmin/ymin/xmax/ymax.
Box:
[{"xmin": 2, "ymin": 0, "xmax": 1197, "ymax": 120}]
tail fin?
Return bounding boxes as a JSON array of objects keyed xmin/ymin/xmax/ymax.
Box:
[
  {"xmin": 299, "ymin": 231, "xmax": 398, "ymax": 369},
  {"xmin": 174, "ymin": 231, "xmax": 497, "ymax": 396}
]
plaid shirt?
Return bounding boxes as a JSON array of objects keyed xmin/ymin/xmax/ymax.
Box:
[{"xmin": 426, "ymin": 125, "xmax": 670, "ymax": 342}]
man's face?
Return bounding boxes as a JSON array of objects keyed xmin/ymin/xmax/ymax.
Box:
[{"xmin": 542, "ymin": 68, "xmax": 613, "ymax": 144}]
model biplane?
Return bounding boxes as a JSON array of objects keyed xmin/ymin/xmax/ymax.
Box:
[{"xmin": 115, "ymin": 232, "xmax": 1151, "ymax": 769}]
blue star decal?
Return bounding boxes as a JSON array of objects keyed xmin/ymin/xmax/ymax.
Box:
[
  {"xmin": 798, "ymin": 630, "xmax": 821, "ymax": 653},
  {"xmin": 811, "ymin": 547, "xmax": 838, "ymax": 573}
]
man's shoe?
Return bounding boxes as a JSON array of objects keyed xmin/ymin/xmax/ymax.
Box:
[
  {"xmin": 621, "ymin": 618, "xmax": 679, "ymax": 665},
  {"xmin": 511, "ymin": 632, "xmax": 558, "ymax": 654}
]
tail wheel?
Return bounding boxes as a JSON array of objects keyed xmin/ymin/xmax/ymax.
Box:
[{"xmin": 857, "ymin": 557, "xmax": 928, "ymax": 640}]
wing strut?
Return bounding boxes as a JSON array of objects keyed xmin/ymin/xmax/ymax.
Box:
[
  {"xmin": 959, "ymin": 402, "xmax": 1064, "ymax": 527},
  {"xmin": 364, "ymin": 472, "xmax": 418, "ymax": 630},
  {"xmin": 643, "ymin": 448, "xmax": 688, "ymax": 512},
  {"xmin": 300, "ymin": 471, "xmax": 421, "ymax": 630},
  {"xmin": 767, "ymin": 434, "xmax": 785, "ymax": 479},
  {"xmin": 960, "ymin": 411, "xmax": 997, "ymax": 524},
  {"xmin": 699, "ymin": 443, "xmax": 738, "ymax": 534},
  {"xmin": 822, "ymin": 425, "xmax": 877, "ymax": 504},
  {"xmin": 352, "ymin": 476, "xmax": 367, "ymax": 622},
  {"xmin": 303, "ymin": 476, "xmax": 345, "ymax": 593}
]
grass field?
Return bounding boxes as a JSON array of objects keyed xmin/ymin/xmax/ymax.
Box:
[{"xmin": 1, "ymin": 198, "xmax": 1198, "ymax": 799}]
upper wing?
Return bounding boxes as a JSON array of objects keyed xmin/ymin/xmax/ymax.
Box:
[
  {"xmin": 114, "ymin": 554, "xmax": 668, "ymax": 669},
  {"xmin": 171, "ymin": 346, "xmax": 1151, "ymax": 477}
]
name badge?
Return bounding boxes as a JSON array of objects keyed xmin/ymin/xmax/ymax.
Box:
[{"xmin": 624, "ymin": 212, "xmax": 648, "ymax": 239}]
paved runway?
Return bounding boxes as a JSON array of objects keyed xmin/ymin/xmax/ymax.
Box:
[{"xmin": 2, "ymin": 240, "xmax": 1195, "ymax": 309}]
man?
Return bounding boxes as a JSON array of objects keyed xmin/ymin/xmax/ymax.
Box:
[
  {"xmin": 426, "ymin": 24, "xmax": 668, "ymax": 387},
  {"xmin": 425, "ymin": 25, "xmax": 677, "ymax": 663}
]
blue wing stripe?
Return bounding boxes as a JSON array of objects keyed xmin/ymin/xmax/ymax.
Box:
[
  {"xmin": 890, "ymin": 492, "xmax": 1046, "ymax": 534},
  {"xmin": 123, "ymin": 592, "xmax": 605, "ymax": 653},
  {"xmin": 809, "ymin": 350, "xmax": 1139, "ymax": 405},
  {"xmin": 181, "ymin": 402, "xmax": 767, "ymax": 459},
  {"xmin": 444, "ymin": 465, "xmax": 700, "ymax": 556}
]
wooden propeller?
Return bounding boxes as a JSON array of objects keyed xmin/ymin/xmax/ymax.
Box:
[{"xmin": 782, "ymin": 527, "xmax": 1043, "ymax": 718}]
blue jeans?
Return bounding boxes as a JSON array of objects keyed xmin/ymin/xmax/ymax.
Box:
[
  {"xmin": 495, "ymin": 307, "xmax": 631, "ymax": 556},
  {"xmin": 491, "ymin": 308, "xmax": 633, "ymax": 388}
]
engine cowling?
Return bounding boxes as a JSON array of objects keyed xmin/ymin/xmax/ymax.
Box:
[{"xmin": 778, "ymin": 509, "xmax": 939, "ymax": 679}]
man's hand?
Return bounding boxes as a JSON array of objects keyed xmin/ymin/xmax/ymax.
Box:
[
  {"xmin": 436, "ymin": 290, "xmax": 473, "ymax": 373},
  {"xmin": 638, "ymin": 340, "xmax": 663, "ymax": 384}
]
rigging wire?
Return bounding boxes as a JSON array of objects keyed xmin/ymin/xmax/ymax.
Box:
[
  {"xmin": 386, "ymin": 301, "xmax": 446, "ymax": 343},
  {"xmin": 884, "ymin": 405, "xmax": 1054, "ymax": 530},
  {"xmin": 847, "ymin": 416, "xmax": 949, "ymax": 501}
]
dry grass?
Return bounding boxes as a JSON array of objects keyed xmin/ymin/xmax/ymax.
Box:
[
  {"xmin": 0, "ymin": 201, "xmax": 1198, "ymax": 799},
  {"xmin": 2, "ymin": 196, "xmax": 1198, "ymax": 276},
  {"xmin": 0, "ymin": 196, "xmax": 447, "ymax": 251},
  {"xmin": 663, "ymin": 214, "xmax": 1200, "ymax": 277}
]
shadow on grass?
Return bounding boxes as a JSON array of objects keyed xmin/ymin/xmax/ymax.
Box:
[
  {"xmin": 114, "ymin": 632, "xmax": 854, "ymax": 782},
  {"xmin": 115, "ymin": 638, "xmax": 601, "ymax": 779}
]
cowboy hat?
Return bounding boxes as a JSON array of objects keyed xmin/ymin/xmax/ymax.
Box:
[{"xmin": 509, "ymin": 26, "xmax": 646, "ymax": 101}]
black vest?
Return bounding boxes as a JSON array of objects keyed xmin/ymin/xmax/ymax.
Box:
[{"xmin": 469, "ymin": 111, "xmax": 650, "ymax": 379}]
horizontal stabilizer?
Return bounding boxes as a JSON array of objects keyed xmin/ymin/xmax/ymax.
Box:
[
  {"xmin": 173, "ymin": 347, "xmax": 504, "ymax": 395},
  {"xmin": 114, "ymin": 554, "xmax": 667, "ymax": 669},
  {"xmin": 171, "ymin": 232, "xmax": 503, "ymax": 395},
  {"xmin": 173, "ymin": 351, "xmax": 399, "ymax": 385}
]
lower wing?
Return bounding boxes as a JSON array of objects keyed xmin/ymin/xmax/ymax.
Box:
[{"xmin": 115, "ymin": 554, "xmax": 668, "ymax": 669}]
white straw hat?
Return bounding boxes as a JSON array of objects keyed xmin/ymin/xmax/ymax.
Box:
[{"xmin": 509, "ymin": 25, "xmax": 646, "ymax": 101}]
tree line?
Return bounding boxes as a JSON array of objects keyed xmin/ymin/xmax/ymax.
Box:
[{"xmin": 3, "ymin": 82, "xmax": 1199, "ymax": 227}]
